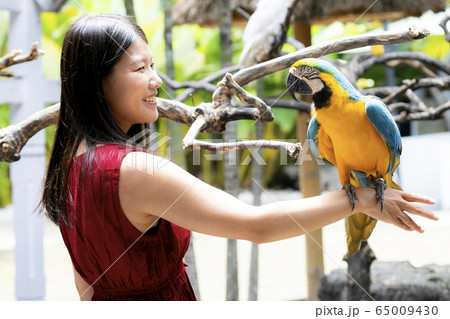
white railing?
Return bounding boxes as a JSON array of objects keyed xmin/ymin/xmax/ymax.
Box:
[{"xmin": 0, "ymin": 0, "xmax": 62, "ymax": 300}]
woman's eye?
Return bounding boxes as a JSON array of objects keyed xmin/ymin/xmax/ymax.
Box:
[
  {"xmin": 150, "ymin": 63, "xmax": 155, "ymax": 69},
  {"xmin": 137, "ymin": 66, "xmax": 145, "ymax": 71}
]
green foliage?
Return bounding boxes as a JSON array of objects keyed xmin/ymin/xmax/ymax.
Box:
[
  {"xmin": 0, "ymin": 12, "xmax": 10, "ymax": 207},
  {"xmin": 272, "ymin": 108, "xmax": 297, "ymax": 134},
  {"xmin": 41, "ymin": 8, "xmax": 80, "ymax": 79},
  {"xmin": 0, "ymin": 104, "xmax": 11, "ymax": 207},
  {"xmin": 412, "ymin": 35, "xmax": 450, "ymax": 60},
  {"xmin": 0, "ymin": 10, "xmax": 9, "ymax": 56}
]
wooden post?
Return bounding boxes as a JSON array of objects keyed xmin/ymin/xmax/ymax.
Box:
[
  {"xmin": 6, "ymin": 0, "xmax": 46, "ymax": 300},
  {"xmin": 294, "ymin": 23, "xmax": 324, "ymax": 301},
  {"xmin": 0, "ymin": 0, "xmax": 62, "ymax": 301},
  {"xmin": 344, "ymin": 241, "xmax": 376, "ymax": 301},
  {"xmin": 217, "ymin": 0, "xmax": 239, "ymax": 301},
  {"xmin": 162, "ymin": 0, "xmax": 200, "ymax": 299},
  {"xmin": 248, "ymin": 80, "xmax": 264, "ymax": 301},
  {"xmin": 162, "ymin": 0, "xmax": 184, "ymax": 167},
  {"xmin": 124, "ymin": 0, "xmax": 136, "ymax": 17}
]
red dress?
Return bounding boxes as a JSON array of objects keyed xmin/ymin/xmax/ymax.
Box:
[{"xmin": 60, "ymin": 144, "xmax": 197, "ymax": 301}]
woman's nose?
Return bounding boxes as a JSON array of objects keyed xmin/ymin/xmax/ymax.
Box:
[{"xmin": 149, "ymin": 72, "xmax": 162, "ymax": 88}]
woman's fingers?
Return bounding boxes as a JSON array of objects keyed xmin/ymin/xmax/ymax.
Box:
[
  {"xmin": 402, "ymin": 192, "xmax": 435, "ymax": 205},
  {"xmin": 368, "ymin": 189, "xmax": 438, "ymax": 233},
  {"xmin": 402, "ymin": 201, "xmax": 439, "ymax": 221},
  {"xmin": 396, "ymin": 212, "xmax": 423, "ymax": 233},
  {"xmin": 395, "ymin": 217, "xmax": 415, "ymax": 232}
]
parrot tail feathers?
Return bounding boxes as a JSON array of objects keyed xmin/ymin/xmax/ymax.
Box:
[
  {"xmin": 345, "ymin": 213, "xmax": 377, "ymax": 256},
  {"xmin": 384, "ymin": 171, "xmax": 402, "ymax": 190},
  {"xmin": 391, "ymin": 180, "xmax": 402, "ymax": 191}
]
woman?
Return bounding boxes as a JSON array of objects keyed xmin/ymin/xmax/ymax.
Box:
[{"xmin": 41, "ymin": 14, "xmax": 437, "ymax": 301}]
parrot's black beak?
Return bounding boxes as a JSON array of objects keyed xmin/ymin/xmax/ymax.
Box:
[
  {"xmin": 286, "ymin": 72, "xmax": 300, "ymax": 101},
  {"xmin": 287, "ymin": 68, "xmax": 314, "ymax": 101}
]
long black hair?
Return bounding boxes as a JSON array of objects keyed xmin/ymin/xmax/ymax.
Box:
[{"xmin": 41, "ymin": 14, "xmax": 148, "ymax": 226}]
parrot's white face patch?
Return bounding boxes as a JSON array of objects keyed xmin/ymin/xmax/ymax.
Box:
[{"xmin": 289, "ymin": 66, "xmax": 324, "ymax": 95}]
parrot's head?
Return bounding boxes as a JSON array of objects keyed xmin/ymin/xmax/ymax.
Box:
[
  {"xmin": 286, "ymin": 58, "xmax": 326, "ymax": 101},
  {"xmin": 286, "ymin": 58, "xmax": 358, "ymax": 109}
]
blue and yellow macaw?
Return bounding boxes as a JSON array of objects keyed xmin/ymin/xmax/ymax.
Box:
[{"xmin": 286, "ymin": 58, "xmax": 402, "ymax": 256}]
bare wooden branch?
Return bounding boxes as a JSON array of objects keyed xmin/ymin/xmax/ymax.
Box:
[
  {"xmin": 382, "ymin": 77, "xmax": 450, "ymax": 104},
  {"xmin": 263, "ymin": 98, "xmax": 311, "ymax": 113},
  {"xmin": 234, "ymin": 6, "xmax": 251, "ymax": 20},
  {"xmin": 173, "ymin": 65, "xmax": 240, "ymax": 102},
  {"xmin": 385, "ymin": 59, "xmax": 437, "ymax": 78},
  {"xmin": 405, "ymin": 89, "xmax": 428, "ymax": 112},
  {"xmin": 393, "ymin": 101, "xmax": 450, "ymax": 123},
  {"xmin": 439, "ymin": 15, "xmax": 450, "ymax": 42},
  {"xmin": 186, "ymin": 139, "xmax": 302, "ymax": 158},
  {"xmin": 179, "ymin": 74, "xmax": 303, "ymax": 157},
  {"xmin": 389, "ymin": 102, "xmax": 415, "ymax": 114},
  {"xmin": 362, "ymin": 77, "xmax": 450, "ymax": 98},
  {"xmin": 156, "ymin": 98, "xmax": 197, "ymax": 125},
  {"xmin": 0, "ymin": 42, "xmax": 45, "ymax": 77},
  {"xmin": 0, "ymin": 104, "xmax": 59, "ymax": 162},
  {"xmin": 0, "ymin": 70, "xmax": 13, "ymax": 77},
  {"xmin": 182, "ymin": 116, "xmax": 207, "ymax": 149},
  {"xmin": 216, "ymin": 73, "xmax": 273, "ymax": 122},
  {"xmin": 356, "ymin": 52, "xmax": 450, "ymax": 79},
  {"xmin": 158, "ymin": 71, "xmax": 217, "ymax": 93},
  {"xmin": 229, "ymin": 26, "xmax": 430, "ymax": 87}
]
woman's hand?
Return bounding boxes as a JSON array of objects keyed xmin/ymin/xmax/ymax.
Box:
[{"xmin": 357, "ymin": 188, "xmax": 438, "ymax": 232}]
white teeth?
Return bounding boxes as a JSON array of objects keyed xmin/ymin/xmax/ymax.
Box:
[{"xmin": 143, "ymin": 97, "xmax": 156, "ymax": 102}]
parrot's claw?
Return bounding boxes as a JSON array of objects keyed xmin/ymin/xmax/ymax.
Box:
[
  {"xmin": 368, "ymin": 175, "xmax": 387, "ymax": 211},
  {"xmin": 342, "ymin": 183, "xmax": 357, "ymax": 210}
]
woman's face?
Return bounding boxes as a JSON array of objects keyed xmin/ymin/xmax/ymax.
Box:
[{"xmin": 103, "ymin": 37, "xmax": 162, "ymax": 133}]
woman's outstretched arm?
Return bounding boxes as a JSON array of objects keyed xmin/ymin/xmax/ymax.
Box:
[{"xmin": 119, "ymin": 152, "xmax": 437, "ymax": 244}]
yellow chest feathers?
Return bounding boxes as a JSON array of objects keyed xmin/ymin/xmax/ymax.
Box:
[{"xmin": 313, "ymin": 74, "xmax": 367, "ymax": 131}]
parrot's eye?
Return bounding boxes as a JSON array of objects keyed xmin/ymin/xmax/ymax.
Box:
[
  {"xmin": 305, "ymin": 66, "xmax": 315, "ymax": 75},
  {"xmin": 299, "ymin": 65, "xmax": 317, "ymax": 78}
]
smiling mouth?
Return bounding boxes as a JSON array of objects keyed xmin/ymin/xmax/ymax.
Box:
[{"xmin": 143, "ymin": 96, "xmax": 156, "ymax": 102}]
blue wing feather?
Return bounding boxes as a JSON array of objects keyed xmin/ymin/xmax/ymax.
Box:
[
  {"xmin": 307, "ymin": 114, "xmax": 322, "ymax": 159},
  {"xmin": 307, "ymin": 114, "xmax": 333, "ymax": 166},
  {"xmin": 365, "ymin": 97, "xmax": 402, "ymax": 173},
  {"xmin": 351, "ymin": 170, "xmax": 370, "ymax": 188}
]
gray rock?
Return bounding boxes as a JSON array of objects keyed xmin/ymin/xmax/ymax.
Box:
[{"xmin": 319, "ymin": 261, "xmax": 450, "ymax": 301}]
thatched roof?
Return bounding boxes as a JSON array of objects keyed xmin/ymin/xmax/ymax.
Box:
[
  {"xmin": 172, "ymin": 0, "xmax": 446, "ymax": 26},
  {"xmin": 293, "ymin": 0, "xmax": 447, "ymax": 24},
  {"xmin": 35, "ymin": 0, "xmax": 69, "ymax": 12},
  {"xmin": 172, "ymin": 0, "xmax": 259, "ymax": 27}
]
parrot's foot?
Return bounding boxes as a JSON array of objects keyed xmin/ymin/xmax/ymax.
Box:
[
  {"xmin": 342, "ymin": 183, "xmax": 357, "ymax": 210},
  {"xmin": 368, "ymin": 175, "xmax": 387, "ymax": 211}
]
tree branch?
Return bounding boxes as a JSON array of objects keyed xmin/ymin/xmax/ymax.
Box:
[
  {"xmin": 439, "ymin": 15, "xmax": 450, "ymax": 42},
  {"xmin": 0, "ymin": 42, "xmax": 45, "ymax": 77},
  {"xmin": 186, "ymin": 138, "xmax": 302, "ymax": 158},
  {"xmin": 229, "ymin": 26, "xmax": 430, "ymax": 87},
  {"xmin": 167, "ymin": 65, "xmax": 240, "ymax": 102},
  {"xmin": 158, "ymin": 71, "xmax": 218, "ymax": 93},
  {"xmin": 0, "ymin": 104, "xmax": 59, "ymax": 162},
  {"xmin": 362, "ymin": 77, "xmax": 450, "ymax": 98},
  {"xmin": 382, "ymin": 77, "xmax": 450, "ymax": 104},
  {"xmin": 393, "ymin": 101, "xmax": 450, "ymax": 123},
  {"xmin": 355, "ymin": 52, "xmax": 450, "ymax": 79}
]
